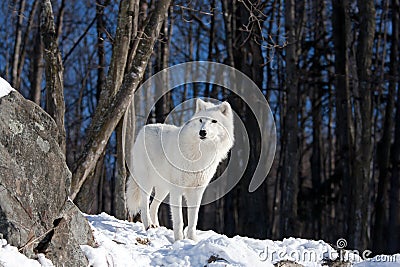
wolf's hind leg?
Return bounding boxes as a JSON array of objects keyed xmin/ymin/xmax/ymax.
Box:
[
  {"xmin": 150, "ymin": 188, "xmax": 168, "ymax": 226},
  {"xmin": 140, "ymin": 190, "xmax": 152, "ymax": 230}
]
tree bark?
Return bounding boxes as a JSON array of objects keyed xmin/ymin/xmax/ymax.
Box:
[
  {"xmin": 372, "ymin": 0, "xmax": 396, "ymax": 250},
  {"xmin": 92, "ymin": 0, "xmax": 136, "ymax": 122},
  {"xmin": 221, "ymin": 0, "xmax": 237, "ymax": 237},
  {"xmin": 74, "ymin": 151, "xmax": 105, "ymax": 213},
  {"xmin": 388, "ymin": 0, "xmax": 400, "ymax": 253},
  {"xmin": 17, "ymin": 0, "xmax": 39, "ymax": 91},
  {"xmin": 96, "ymin": 0, "xmax": 107, "ymax": 101},
  {"xmin": 115, "ymin": 101, "xmax": 135, "ymax": 219},
  {"xmin": 29, "ymin": 19, "xmax": 43, "ymax": 105},
  {"xmin": 310, "ymin": 0, "xmax": 327, "ymax": 239},
  {"xmin": 389, "ymin": 84, "xmax": 400, "ymax": 252},
  {"xmin": 332, "ymin": 0, "xmax": 353, "ymax": 238},
  {"xmin": 11, "ymin": 0, "xmax": 26, "ymax": 89},
  {"xmin": 221, "ymin": 0, "xmax": 235, "ymax": 67},
  {"xmin": 40, "ymin": 0, "xmax": 66, "ymax": 155},
  {"xmin": 311, "ymin": 85, "xmax": 323, "ymax": 239},
  {"xmin": 154, "ymin": 9, "xmax": 170, "ymax": 124},
  {"xmin": 280, "ymin": 0, "xmax": 299, "ymax": 238},
  {"xmin": 349, "ymin": 0, "xmax": 375, "ymax": 250},
  {"xmin": 55, "ymin": 0, "xmax": 65, "ymax": 39},
  {"xmin": 112, "ymin": 0, "xmax": 137, "ymax": 220},
  {"xmin": 71, "ymin": 0, "xmax": 171, "ymax": 200}
]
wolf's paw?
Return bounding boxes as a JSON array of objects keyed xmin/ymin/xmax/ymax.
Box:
[
  {"xmin": 188, "ymin": 235, "xmax": 198, "ymax": 242},
  {"xmin": 174, "ymin": 230, "xmax": 184, "ymax": 241},
  {"xmin": 146, "ymin": 224, "xmax": 159, "ymax": 230},
  {"xmin": 187, "ymin": 230, "xmax": 198, "ymax": 242}
]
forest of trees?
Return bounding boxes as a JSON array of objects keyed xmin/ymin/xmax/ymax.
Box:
[{"xmin": 0, "ymin": 0, "xmax": 399, "ymax": 255}]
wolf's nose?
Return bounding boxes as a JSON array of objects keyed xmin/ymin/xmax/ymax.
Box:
[{"xmin": 199, "ymin": 130, "xmax": 207, "ymax": 137}]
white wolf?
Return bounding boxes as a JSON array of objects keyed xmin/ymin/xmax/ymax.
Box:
[{"xmin": 126, "ymin": 98, "xmax": 234, "ymax": 241}]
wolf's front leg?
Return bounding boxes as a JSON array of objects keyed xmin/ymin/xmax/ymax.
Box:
[
  {"xmin": 186, "ymin": 189, "xmax": 204, "ymax": 241},
  {"xmin": 170, "ymin": 194, "xmax": 184, "ymax": 241}
]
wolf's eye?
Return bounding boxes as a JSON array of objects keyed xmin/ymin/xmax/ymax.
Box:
[
  {"xmin": 199, "ymin": 119, "xmax": 203, "ymax": 123},
  {"xmin": 212, "ymin": 120, "xmax": 217, "ymax": 123}
]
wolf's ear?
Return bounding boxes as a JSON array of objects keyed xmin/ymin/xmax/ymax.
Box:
[
  {"xmin": 195, "ymin": 98, "xmax": 207, "ymax": 113},
  {"xmin": 219, "ymin": 101, "xmax": 232, "ymax": 116}
]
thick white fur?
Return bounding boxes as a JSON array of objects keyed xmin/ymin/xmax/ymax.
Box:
[{"xmin": 126, "ymin": 99, "xmax": 234, "ymax": 241}]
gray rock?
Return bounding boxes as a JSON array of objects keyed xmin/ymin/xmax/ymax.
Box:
[
  {"xmin": 37, "ymin": 200, "xmax": 95, "ymax": 266},
  {"xmin": 0, "ymin": 91, "xmax": 94, "ymax": 266}
]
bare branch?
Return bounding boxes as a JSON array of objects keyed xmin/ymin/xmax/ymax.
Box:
[{"xmin": 40, "ymin": 0, "xmax": 66, "ymax": 154}]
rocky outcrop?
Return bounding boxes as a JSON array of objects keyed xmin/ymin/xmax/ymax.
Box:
[{"xmin": 0, "ymin": 90, "xmax": 94, "ymax": 266}]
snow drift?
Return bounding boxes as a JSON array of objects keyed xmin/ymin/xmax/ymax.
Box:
[{"xmin": 1, "ymin": 213, "xmax": 399, "ymax": 267}]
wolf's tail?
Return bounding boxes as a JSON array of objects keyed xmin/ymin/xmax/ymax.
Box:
[{"xmin": 126, "ymin": 175, "xmax": 141, "ymax": 217}]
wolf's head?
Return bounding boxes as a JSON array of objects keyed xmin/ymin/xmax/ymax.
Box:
[{"xmin": 182, "ymin": 99, "xmax": 234, "ymax": 151}]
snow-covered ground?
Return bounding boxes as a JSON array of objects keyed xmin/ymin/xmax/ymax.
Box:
[
  {"xmin": 0, "ymin": 77, "xmax": 14, "ymax": 98},
  {"xmin": 82, "ymin": 213, "xmax": 400, "ymax": 267},
  {"xmin": 0, "ymin": 240, "xmax": 53, "ymax": 267},
  {"xmin": 0, "ymin": 213, "xmax": 399, "ymax": 267}
]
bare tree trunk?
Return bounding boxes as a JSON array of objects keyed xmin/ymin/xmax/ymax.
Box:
[
  {"xmin": 126, "ymin": 0, "xmax": 148, "ymax": 70},
  {"xmin": 11, "ymin": 0, "xmax": 26, "ymax": 89},
  {"xmin": 40, "ymin": 0, "xmax": 66, "ymax": 155},
  {"xmin": 17, "ymin": 0, "xmax": 39, "ymax": 90},
  {"xmin": 71, "ymin": 0, "xmax": 171, "ymax": 200},
  {"xmin": 206, "ymin": 0, "xmax": 216, "ymax": 97},
  {"xmin": 280, "ymin": 0, "xmax": 299, "ymax": 238},
  {"xmin": 115, "ymin": 101, "xmax": 135, "ymax": 219},
  {"xmin": 74, "ymin": 151, "xmax": 105, "ymax": 213},
  {"xmin": 55, "ymin": 0, "xmax": 65, "ymax": 39},
  {"xmin": 311, "ymin": 86, "xmax": 323, "ymax": 238},
  {"xmin": 389, "ymin": 88, "xmax": 400, "ymax": 252},
  {"xmin": 349, "ymin": 0, "xmax": 375, "ymax": 250},
  {"xmin": 96, "ymin": 0, "xmax": 107, "ymax": 101},
  {"xmin": 310, "ymin": 0, "xmax": 327, "ymax": 239},
  {"xmin": 29, "ymin": 21, "xmax": 43, "ymax": 105},
  {"xmin": 151, "ymin": 4, "xmax": 172, "ymax": 224},
  {"xmin": 332, "ymin": 0, "xmax": 353, "ymax": 238},
  {"xmin": 95, "ymin": 0, "xmax": 136, "ymax": 114},
  {"xmin": 372, "ymin": 0, "xmax": 396, "ymax": 250},
  {"xmin": 388, "ymin": 0, "xmax": 400, "ymax": 253},
  {"xmin": 221, "ymin": 0, "xmax": 237, "ymax": 237},
  {"xmin": 113, "ymin": 0, "xmax": 140, "ymax": 220}
]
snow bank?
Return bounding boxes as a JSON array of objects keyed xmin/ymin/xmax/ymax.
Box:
[
  {"xmin": 82, "ymin": 213, "xmax": 400, "ymax": 267},
  {"xmin": 0, "ymin": 77, "xmax": 15, "ymax": 98},
  {"xmin": 0, "ymin": 239, "xmax": 53, "ymax": 267},
  {"xmin": 0, "ymin": 213, "xmax": 398, "ymax": 266}
]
